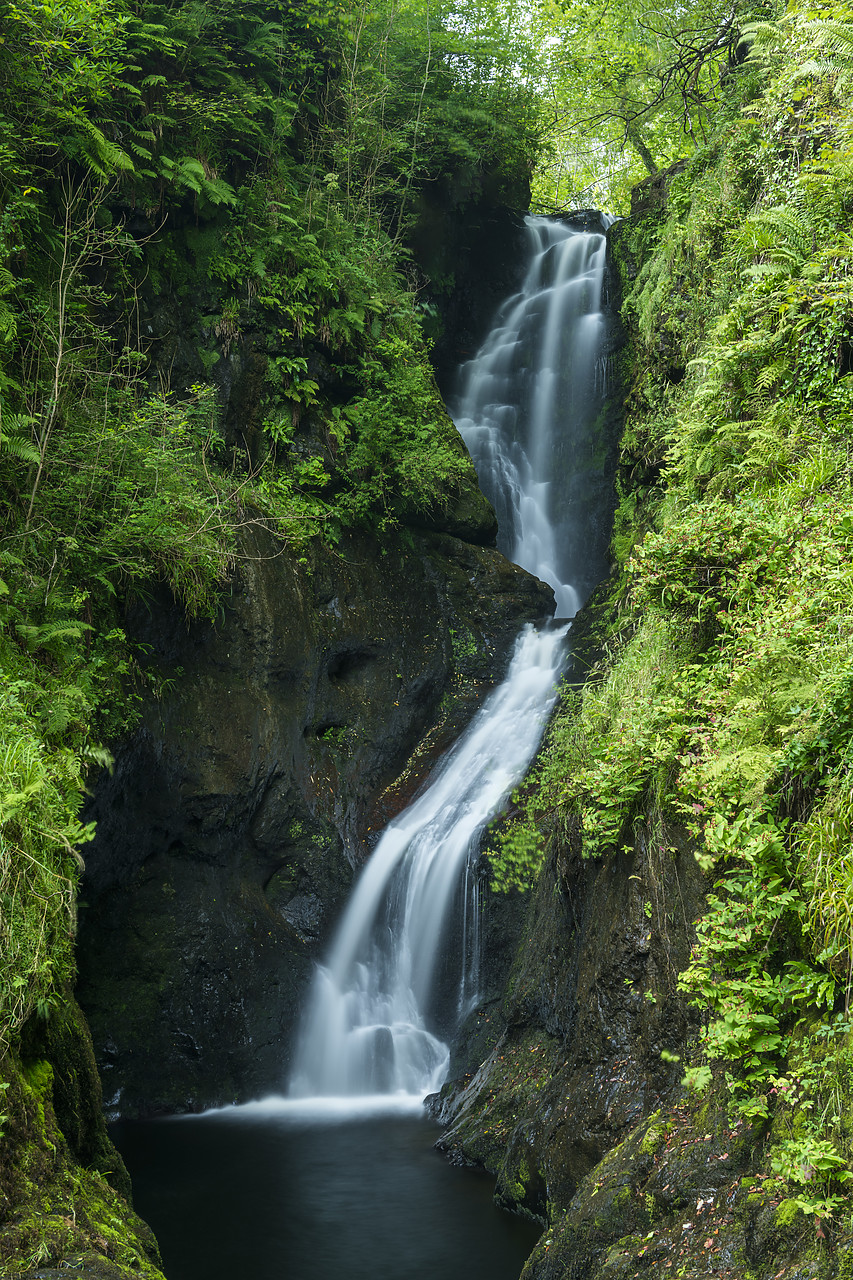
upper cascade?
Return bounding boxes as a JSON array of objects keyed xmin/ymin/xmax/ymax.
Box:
[{"xmin": 451, "ymin": 215, "xmax": 612, "ymax": 617}]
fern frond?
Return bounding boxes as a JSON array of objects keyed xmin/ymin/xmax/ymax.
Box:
[
  {"xmin": 75, "ymin": 116, "xmax": 135, "ymax": 179},
  {"xmin": 754, "ymin": 360, "xmax": 789, "ymax": 396},
  {"xmin": 742, "ymin": 18, "xmax": 793, "ymax": 63},
  {"xmin": 0, "ymin": 411, "xmax": 38, "ymax": 464},
  {"xmin": 14, "ymin": 619, "xmax": 92, "ymax": 656},
  {"xmin": 0, "ymin": 431, "xmax": 39, "ymax": 464},
  {"xmin": 81, "ymin": 744, "xmax": 114, "ymax": 773}
]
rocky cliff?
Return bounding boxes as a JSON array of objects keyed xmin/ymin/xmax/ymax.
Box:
[
  {"xmin": 75, "ymin": 497, "xmax": 554, "ymax": 1117},
  {"xmin": 427, "ymin": 595, "xmax": 848, "ymax": 1280},
  {"xmin": 421, "ymin": 150, "xmax": 853, "ymax": 1279}
]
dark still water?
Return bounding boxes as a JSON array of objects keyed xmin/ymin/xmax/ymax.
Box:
[{"xmin": 112, "ymin": 1099, "xmax": 540, "ymax": 1280}]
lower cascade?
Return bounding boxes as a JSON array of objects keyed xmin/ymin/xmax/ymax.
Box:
[
  {"xmin": 289, "ymin": 625, "xmax": 568, "ymax": 1098},
  {"xmin": 289, "ymin": 214, "xmax": 612, "ymax": 1102}
]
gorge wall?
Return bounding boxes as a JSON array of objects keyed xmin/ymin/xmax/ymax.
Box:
[
  {"xmin": 9, "ymin": 14, "xmax": 853, "ymax": 1270},
  {"xmin": 75, "ymin": 497, "xmax": 554, "ymax": 1116},
  {"xmin": 423, "ymin": 67, "xmax": 853, "ymax": 1274}
]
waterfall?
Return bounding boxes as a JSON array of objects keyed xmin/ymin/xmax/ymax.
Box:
[
  {"xmin": 288, "ymin": 626, "xmax": 567, "ymax": 1099},
  {"xmin": 289, "ymin": 216, "xmax": 611, "ymax": 1103},
  {"xmin": 453, "ymin": 216, "xmax": 611, "ymax": 616}
]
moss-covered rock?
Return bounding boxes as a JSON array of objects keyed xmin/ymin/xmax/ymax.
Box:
[
  {"xmin": 0, "ymin": 998, "xmax": 163, "ymax": 1280},
  {"xmin": 513, "ymin": 1086, "xmax": 843, "ymax": 1280},
  {"xmin": 433, "ymin": 803, "xmax": 705, "ymax": 1219}
]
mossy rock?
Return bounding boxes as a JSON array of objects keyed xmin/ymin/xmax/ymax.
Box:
[{"xmin": 0, "ymin": 1003, "xmax": 163, "ymax": 1279}]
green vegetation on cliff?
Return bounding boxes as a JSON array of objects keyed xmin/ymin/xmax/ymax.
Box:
[
  {"xmin": 5, "ymin": 0, "xmax": 853, "ymax": 1272},
  {"xmin": 489, "ymin": 0, "xmax": 853, "ymax": 1249},
  {"xmin": 0, "ymin": 0, "xmax": 540, "ymax": 1269},
  {"xmin": 0, "ymin": 0, "xmax": 537, "ymax": 1043}
]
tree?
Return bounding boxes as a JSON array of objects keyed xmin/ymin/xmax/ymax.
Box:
[{"xmin": 530, "ymin": 0, "xmax": 742, "ymax": 211}]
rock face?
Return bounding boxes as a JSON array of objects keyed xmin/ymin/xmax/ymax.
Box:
[
  {"xmin": 513, "ymin": 1090, "xmax": 824, "ymax": 1280},
  {"xmin": 412, "ymin": 201, "xmax": 528, "ymax": 396},
  {"xmin": 423, "ymin": 739, "xmax": 823, "ymax": 1280},
  {"xmin": 431, "ymin": 817, "xmax": 706, "ymax": 1217},
  {"xmin": 76, "ymin": 507, "xmax": 554, "ymax": 1117},
  {"xmin": 420, "ymin": 202, "xmax": 849, "ymax": 1280}
]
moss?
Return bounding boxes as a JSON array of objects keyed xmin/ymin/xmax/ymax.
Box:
[
  {"xmin": 834, "ymin": 1252, "xmax": 853, "ymax": 1280},
  {"xmin": 775, "ymin": 1198, "xmax": 807, "ymax": 1230},
  {"xmin": 21, "ymin": 1057, "xmax": 54, "ymax": 1095},
  {"xmin": 0, "ymin": 1002, "xmax": 163, "ymax": 1278},
  {"xmin": 4, "ymin": 1165, "xmax": 163, "ymax": 1278},
  {"xmin": 639, "ymin": 1111, "xmax": 666, "ymax": 1156}
]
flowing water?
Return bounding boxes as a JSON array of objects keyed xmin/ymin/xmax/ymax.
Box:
[
  {"xmin": 453, "ymin": 215, "xmax": 611, "ymax": 615},
  {"xmin": 289, "ymin": 215, "xmax": 611, "ymax": 1104},
  {"xmin": 289, "ymin": 624, "xmax": 568, "ymax": 1099},
  {"xmin": 112, "ymin": 214, "xmax": 612, "ymax": 1280}
]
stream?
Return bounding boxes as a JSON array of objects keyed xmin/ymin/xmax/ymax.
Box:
[{"xmin": 112, "ymin": 213, "xmax": 612, "ymax": 1280}]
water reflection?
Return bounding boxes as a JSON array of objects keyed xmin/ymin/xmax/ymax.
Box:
[{"xmin": 113, "ymin": 1108, "xmax": 540, "ymax": 1280}]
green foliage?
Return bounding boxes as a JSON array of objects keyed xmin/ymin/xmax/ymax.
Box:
[
  {"xmin": 799, "ymin": 774, "xmax": 853, "ymax": 987},
  {"xmin": 24, "ymin": 386, "xmax": 234, "ymax": 617},
  {"xmin": 205, "ymin": 164, "xmax": 473, "ymax": 528},
  {"xmin": 0, "ymin": 678, "xmax": 92, "ymax": 1052},
  {"xmin": 336, "ymin": 332, "xmax": 468, "ymax": 525},
  {"xmin": 543, "ymin": 620, "xmax": 692, "ymax": 857},
  {"xmin": 483, "ymin": 0, "xmax": 853, "ymax": 1228},
  {"xmin": 528, "ymin": 0, "xmax": 751, "ymax": 212},
  {"xmin": 760, "ymin": 1021, "xmax": 853, "ymax": 1225},
  {"xmin": 678, "ymin": 810, "xmax": 811, "ymax": 1111},
  {"xmin": 0, "ymin": 0, "xmax": 542, "ymax": 1094},
  {"xmin": 485, "ymin": 615, "xmax": 694, "ymax": 888},
  {"xmin": 0, "ymin": 384, "xmax": 234, "ymax": 1056},
  {"xmin": 485, "ymin": 813, "xmax": 546, "ymax": 894},
  {"xmin": 329, "ymin": 0, "xmax": 542, "ymax": 234}
]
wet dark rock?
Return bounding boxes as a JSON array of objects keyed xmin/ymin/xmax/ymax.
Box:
[
  {"xmin": 76, "ymin": 521, "xmax": 553, "ymax": 1117},
  {"xmin": 410, "ymin": 199, "xmax": 528, "ymax": 397},
  {"xmin": 273, "ymin": 888, "xmax": 324, "ymax": 942},
  {"xmin": 434, "ymin": 810, "xmax": 706, "ymax": 1222},
  {"xmin": 430, "ymin": 817, "xmax": 848, "ymax": 1279}
]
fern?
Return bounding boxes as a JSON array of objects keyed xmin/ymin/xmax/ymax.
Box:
[
  {"xmin": 39, "ymin": 684, "xmax": 89, "ymax": 738},
  {"xmin": 741, "ymin": 18, "xmax": 791, "ymax": 61},
  {"xmin": 81, "ymin": 744, "xmax": 114, "ymax": 773},
  {"xmin": 0, "ymin": 410, "xmax": 38, "ymax": 465},
  {"xmin": 753, "ymin": 359, "xmax": 790, "ymax": 403},
  {"xmin": 745, "ymin": 12, "xmax": 853, "ymax": 93},
  {"xmin": 73, "ymin": 114, "xmax": 135, "ymax": 179},
  {"xmin": 738, "ymin": 205, "xmax": 813, "ymax": 274},
  {"xmin": 0, "ymin": 431, "xmax": 39, "ymax": 465},
  {"xmin": 14, "ymin": 619, "xmax": 92, "ymax": 659},
  {"xmin": 159, "ymin": 155, "xmax": 237, "ymax": 206}
]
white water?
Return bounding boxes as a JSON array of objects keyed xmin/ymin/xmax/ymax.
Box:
[
  {"xmin": 289, "ymin": 624, "xmax": 567, "ymax": 1100},
  {"xmin": 289, "ymin": 216, "xmax": 610, "ymax": 1105},
  {"xmin": 452, "ymin": 216, "xmax": 610, "ymax": 617}
]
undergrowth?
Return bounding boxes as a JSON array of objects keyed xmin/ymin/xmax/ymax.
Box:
[{"xmin": 489, "ymin": 0, "xmax": 853, "ymax": 1233}]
